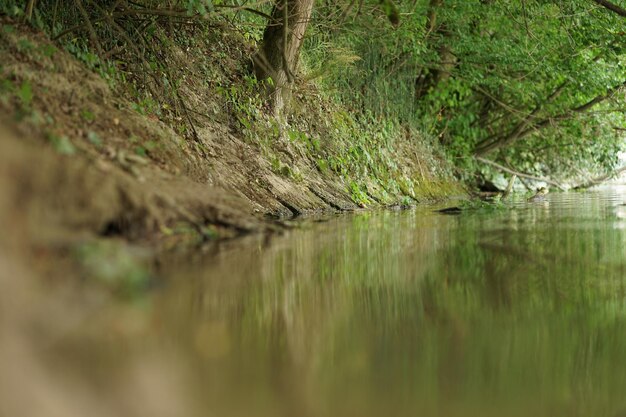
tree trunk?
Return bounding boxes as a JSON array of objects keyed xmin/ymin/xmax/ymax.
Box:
[
  {"xmin": 255, "ymin": 0, "xmax": 315, "ymax": 115},
  {"xmin": 25, "ymin": 0, "xmax": 37, "ymax": 22},
  {"xmin": 573, "ymin": 165, "xmax": 626, "ymax": 190}
]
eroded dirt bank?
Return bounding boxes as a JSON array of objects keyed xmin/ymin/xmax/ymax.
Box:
[
  {"xmin": 0, "ymin": 18, "xmax": 459, "ymax": 246},
  {"xmin": 0, "ymin": 21, "xmax": 347, "ymax": 245}
]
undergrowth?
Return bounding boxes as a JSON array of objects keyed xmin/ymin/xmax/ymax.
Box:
[{"xmin": 0, "ymin": 1, "xmax": 460, "ymax": 206}]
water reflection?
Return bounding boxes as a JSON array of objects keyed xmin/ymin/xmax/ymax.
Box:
[
  {"xmin": 80, "ymin": 189, "xmax": 626, "ymax": 416},
  {"xmin": 148, "ymin": 187, "xmax": 626, "ymax": 416}
]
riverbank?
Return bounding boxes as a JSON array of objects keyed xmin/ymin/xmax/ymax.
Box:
[
  {"xmin": 0, "ymin": 16, "xmax": 460, "ymax": 248},
  {"xmin": 0, "ymin": 18, "xmax": 462, "ymax": 415}
]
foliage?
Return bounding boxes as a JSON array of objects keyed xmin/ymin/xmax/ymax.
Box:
[
  {"xmin": 46, "ymin": 132, "xmax": 76, "ymax": 155},
  {"xmin": 306, "ymin": 0, "xmax": 626, "ymax": 183},
  {"xmin": 5, "ymin": 0, "xmax": 622, "ymax": 190}
]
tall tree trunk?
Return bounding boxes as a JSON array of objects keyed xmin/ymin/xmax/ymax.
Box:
[{"xmin": 255, "ymin": 0, "xmax": 315, "ymax": 115}]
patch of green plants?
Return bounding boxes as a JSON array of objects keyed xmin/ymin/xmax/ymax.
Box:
[
  {"xmin": 62, "ymin": 38, "xmax": 120, "ymax": 84},
  {"xmin": 131, "ymin": 96, "xmax": 161, "ymax": 116},
  {"xmin": 400, "ymin": 195, "xmax": 414, "ymax": 207},
  {"xmin": 1, "ymin": 24, "xmax": 16, "ymax": 35},
  {"xmin": 316, "ymin": 158, "xmax": 329, "ymax": 174},
  {"xmin": 38, "ymin": 43, "xmax": 56, "ymax": 58},
  {"xmin": 458, "ymin": 197, "xmax": 508, "ymax": 212},
  {"xmin": 349, "ymin": 181, "xmax": 370, "ymax": 206},
  {"xmin": 16, "ymin": 80, "xmax": 33, "ymax": 108},
  {"xmin": 216, "ymin": 75, "xmax": 264, "ymax": 132},
  {"xmin": 16, "ymin": 37, "xmax": 35, "ymax": 53},
  {"xmin": 129, "ymin": 135, "xmax": 158, "ymax": 156},
  {"xmin": 86, "ymin": 130, "xmax": 102, "ymax": 146},
  {"xmin": 269, "ymin": 156, "xmax": 303, "ymax": 181},
  {"xmin": 0, "ymin": 77, "xmax": 14, "ymax": 104},
  {"xmin": 80, "ymin": 108, "xmax": 95, "ymax": 122}
]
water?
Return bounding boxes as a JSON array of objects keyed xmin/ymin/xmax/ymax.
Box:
[
  {"xmin": 142, "ymin": 186, "xmax": 626, "ymax": 417},
  {"xmin": 54, "ymin": 188, "xmax": 626, "ymax": 416}
]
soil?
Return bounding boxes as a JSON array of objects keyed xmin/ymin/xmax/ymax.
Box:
[{"xmin": 0, "ymin": 19, "xmax": 359, "ymax": 245}]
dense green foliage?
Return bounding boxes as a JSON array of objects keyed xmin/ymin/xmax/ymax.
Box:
[
  {"xmin": 2, "ymin": 0, "xmax": 625, "ymax": 187},
  {"xmin": 307, "ymin": 0, "xmax": 626, "ymax": 183}
]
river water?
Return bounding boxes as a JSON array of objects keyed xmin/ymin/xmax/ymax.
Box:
[
  {"xmin": 42, "ymin": 187, "xmax": 625, "ymax": 417},
  {"xmin": 141, "ymin": 186, "xmax": 626, "ymax": 417}
]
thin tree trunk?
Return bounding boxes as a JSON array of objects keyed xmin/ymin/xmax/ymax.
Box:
[
  {"xmin": 591, "ymin": 0, "xmax": 626, "ymax": 17},
  {"xmin": 255, "ymin": 0, "xmax": 315, "ymax": 115},
  {"xmin": 25, "ymin": 0, "xmax": 37, "ymax": 21}
]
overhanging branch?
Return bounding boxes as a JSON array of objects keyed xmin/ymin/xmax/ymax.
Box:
[
  {"xmin": 475, "ymin": 79, "xmax": 626, "ymax": 155},
  {"xmin": 591, "ymin": 0, "xmax": 626, "ymax": 17},
  {"xmin": 475, "ymin": 157, "xmax": 566, "ymax": 190}
]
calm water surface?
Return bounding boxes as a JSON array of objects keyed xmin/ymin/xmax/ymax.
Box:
[{"xmin": 153, "ymin": 187, "xmax": 626, "ymax": 417}]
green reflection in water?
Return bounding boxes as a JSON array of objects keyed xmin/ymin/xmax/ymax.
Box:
[{"xmin": 160, "ymin": 187, "xmax": 626, "ymax": 417}]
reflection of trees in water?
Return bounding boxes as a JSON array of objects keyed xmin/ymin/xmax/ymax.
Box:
[{"xmin": 158, "ymin": 201, "xmax": 626, "ymax": 416}]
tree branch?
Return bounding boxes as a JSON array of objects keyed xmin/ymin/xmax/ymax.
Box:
[
  {"xmin": 474, "ymin": 81, "xmax": 567, "ymax": 155},
  {"xmin": 591, "ymin": 0, "xmax": 626, "ymax": 17},
  {"xmin": 475, "ymin": 79, "xmax": 626, "ymax": 155},
  {"xmin": 573, "ymin": 165, "xmax": 626, "ymax": 189},
  {"xmin": 475, "ymin": 157, "xmax": 566, "ymax": 190}
]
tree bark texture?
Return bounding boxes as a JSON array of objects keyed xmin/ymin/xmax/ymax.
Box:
[{"xmin": 255, "ymin": 0, "xmax": 315, "ymax": 115}]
